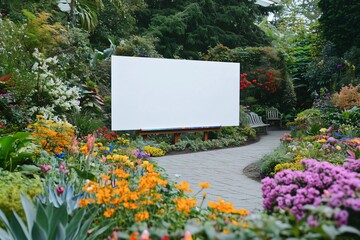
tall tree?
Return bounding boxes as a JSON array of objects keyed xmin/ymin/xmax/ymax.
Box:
[
  {"xmin": 318, "ymin": 0, "xmax": 360, "ymax": 55},
  {"xmin": 135, "ymin": 0, "xmax": 270, "ymax": 59}
]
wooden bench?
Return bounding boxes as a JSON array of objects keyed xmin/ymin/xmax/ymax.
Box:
[
  {"xmin": 266, "ymin": 108, "xmax": 282, "ymax": 128},
  {"xmin": 136, "ymin": 127, "xmax": 221, "ymax": 144},
  {"xmin": 243, "ymin": 112, "xmax": 270, "ymax": 134}
]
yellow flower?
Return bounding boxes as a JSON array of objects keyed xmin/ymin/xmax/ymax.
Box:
[
  {"xmin": 141, "ymin": 161, "xmax": 150, "ymax": 169},
  {"xmin": 319, "ymin": 128, "xmax": 327, "ymax": 134},
  {"xmin": 317, "ymin": 139, "xmax": 327, "ymax": 143},
  {"xmin": 198, "ymin": 182, "xmax": 210, "ymax": 189}
]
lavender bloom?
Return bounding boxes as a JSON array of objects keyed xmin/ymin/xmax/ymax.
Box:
[
  {"xmin": 136, "ymin": 149, "xmax": 150, "ymax": 159},
  {"xmin": 262, "ymin": 158, "xmax": 360, "ymax": 225}
]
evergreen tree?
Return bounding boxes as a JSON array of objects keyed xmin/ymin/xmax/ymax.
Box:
[
  {"xmin": 136, "ymin": 0, "xmax": 270, "ymax": 59},
  {"xmin": 319, "ymin": 0, "xmax": 360, "ymax": 55}
]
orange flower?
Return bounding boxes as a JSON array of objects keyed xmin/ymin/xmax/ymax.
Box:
[
  {"xmin": 78, "ymin": 198, "xmax": 93, "ymax": 207},
  {"xmin": 135, "ymin": 211, "xmax": 150, "ymax": 222},
  {"xmin": 103, "ymin": 208, "xmax": 115, "ymax": 218},
  {"xmin": 175, "ymin": 181, "xmax": 193, "ymax": 193},
  {"xmin": 174, "ymin": 198, "xmax": 197, "ymax": 213},
  {"xmin": 198, "ymin": 182, "xmax": 210, "ymax": 189}
]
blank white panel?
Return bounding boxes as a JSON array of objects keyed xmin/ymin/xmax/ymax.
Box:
[{"xmin": 111, "ymin": 56, "xmax": 239, "ymax": 130}]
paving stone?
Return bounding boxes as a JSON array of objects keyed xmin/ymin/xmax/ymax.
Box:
[{"xmin": 154, "ymin": 130, "xmax": 288, "ymax": 211}]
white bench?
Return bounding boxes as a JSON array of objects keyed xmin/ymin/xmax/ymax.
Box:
[
  {"xmin": 266, "ymin": 108, "xmax": 282, "ymax": 128},
  {"xmin": 244, "ymin": 112, "xmax": 270, "ymax": 134}
]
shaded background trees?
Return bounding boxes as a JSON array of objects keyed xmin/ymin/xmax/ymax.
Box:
[{"xmin": 135, "ymin": 0, "xmax": 270, "ymax": 59}]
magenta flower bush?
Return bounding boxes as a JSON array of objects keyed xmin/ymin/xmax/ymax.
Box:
[{"xmin": 262, "ymin": 158, "xmax": 360, "ymax": 227}]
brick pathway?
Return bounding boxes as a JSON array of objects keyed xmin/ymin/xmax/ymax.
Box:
[{"xmin": 155, "ymin": 130, "xmax": 288, "ymax": 212}]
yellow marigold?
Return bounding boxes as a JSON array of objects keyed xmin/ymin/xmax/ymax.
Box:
[
  {"xmin": 198, "ymin": 182, "xmax": 210, "ymax": 189},
  {"xmin": 274, "ymin": 162, "xmax": 303, "ymax": 173},
  {"xmin": 175, "ymin": 181, "xmax": 193, "ymax": 193},
  {"xmin": 141, "ymin": 160, "xmax": 150, "ymax": 169},
  {"xmin": 78, "ymin": 198, "xmax": 93, "ymax": 207},
  {"xmin": 135, "ymin": 211, "xmax": 150, "ymax": 222},
  {"xmin": 143, "ymin": 146, "xmax": 165, "ymax": 157},
  {"xmin": 103, "ymin": 208, "xmax": 115, "ymax": 218},
  {"xmin": 294, "ymin": 155, "xmax": 304, "ymax": 163}
]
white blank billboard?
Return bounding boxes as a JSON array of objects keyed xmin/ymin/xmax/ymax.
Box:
[{"xmin": 111, "ymin": 56, "xmax": 239, "ymax": 130}]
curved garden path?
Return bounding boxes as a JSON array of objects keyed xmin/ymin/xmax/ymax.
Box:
[{"xmin": 155, "ymin": 130, "xmax": 288, "ymax": 212}]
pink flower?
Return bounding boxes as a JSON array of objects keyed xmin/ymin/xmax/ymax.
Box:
[
  {"xmin": 140, "ymin": 230, "xmax": 150, "ymax": 240},
  {"xmin": 56, "ymin": 186, "xmax": 64, "ymax": 195},
  {"xmin": 40, "ymin": 164, "xmax": 52, "ymax": 173},
  {"xmin": 86, "ymin": 134, "xmax": 96, "ymax": 151},
  {"xmin": 71, "ymin": 137, "xmax": 79, "ymax": 154},
  {"xmin": 184, "ymin": 231, "xmax": 192, "ymax": 240}
]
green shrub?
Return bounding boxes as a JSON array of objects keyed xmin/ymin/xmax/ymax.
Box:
[
  {"xmin": 260, "ymin": 145, "xmax": 293, "ymax": 177},
  {"xmin": 239, "ymin": 125, "xmax": 257, "ymax": 140},
  {"xmin": 292, "ymin": 109, "xmax": 324, "ymax": 136},
  {"xmin": 0, "ymin": 171, "xmax": 43, "ymax": 222},
  {"xmin": 68, "ymin": 111, "xmax": 104, "ymax": 137}
]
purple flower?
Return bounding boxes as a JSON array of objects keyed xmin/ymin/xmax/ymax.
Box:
[
  {"xmin": 307, "ymin": 215, "xmax": 319, "ymax": 228},
  {"xmin": 334, "ymin": 210, "xmax": 348, "ymax": 226},
  {"xmin": 40, "ymin": 164, "xmax": 52, "ymax": 173},
  {"xmin": 262, "ymin": 158, "xmax": 360, "ymax": 226},
  {"xmin": 136, "ymin": 149, "xmax": 150, "ymax": 159},
  {"xmin": 327, "ymin": 137, "xmax": 337, "ymax": 144},
  {"xmin": 337, "ymin": 63, "xmax": 343, "ymax": 69}
]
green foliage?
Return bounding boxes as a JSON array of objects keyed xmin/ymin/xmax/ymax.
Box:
[
  {"xmin": 22, "ymin": 10, "xmax": 66, "ymax": 54},
  {"xmin": 37, "ymin": 183, "xmax": 87, "ymax": 215},
  {"xmin": 260, "ymin": 145, "xmax": 293, "ymax": 177},
  {"xmin": 292, "ymin": 108, "xmax": 324, "ymax": 136},
  {"xmin": 205, "ymin": 45, "xmax": 296, "ymax": 112},
  {"xmin": 68, "ymin": 111, "xmax": 104, "ymax": 137},
  {"xmin": 239, "ymin": 126, "xmax": 257, "ymax": 140},
  {"xmin": 0, "ymin": 171, "xmax": 43, "ymax": 223},
  {"xmin": 0, "ymin": 193, "xmax": 110, "ymax": 240},
  {"xmin": 0, "ymin": 132, "xmax": 37, "ymax": 171},
  {"xmin": 318, "ymin": 0, "xmax": 360, "ymax": 55},
  {"xmin": 89, "ymin": 0, "xmax": 144, "ymax": 50},
  {"xmin": 135, "ymin": 0, "xmax": 270, "ymax": 59},
  {"xmin": 115, "ymin": 35, "xmax": 162, "ymax": 57},
  {"xmin": 305, "ymin": 42, "xmax": 343, "ymax": 93},
  {"xmin": 171, "ymin": 135, "xmax": 247, "ymax": 152}
]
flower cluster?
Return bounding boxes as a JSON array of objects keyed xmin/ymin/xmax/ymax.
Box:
[
  {"xmin": 79, "ymin": 164, "xmax": 168, "ymax": 223},
  {"xmin": 143, "ymin": 145, "xmax": 165, "ymax": 157},
  {"xmin": 30, "ymin": 48, "xmax": 81, "ymax": 116},
  {"xmin": 28, "ymin": 117, "xmax": 75, "ymax": 155},
  {"xmin": 240, "ymin": 68, "xmax": 282, "ymax": 94},
  {"xmin": 262, "ymin": 158, "xmax": 360, "ymax": 227}
]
